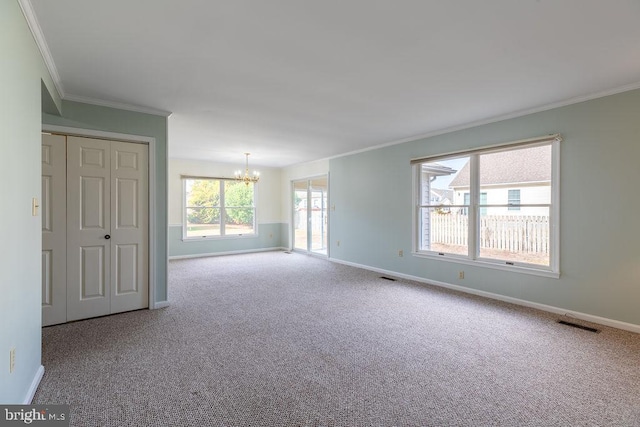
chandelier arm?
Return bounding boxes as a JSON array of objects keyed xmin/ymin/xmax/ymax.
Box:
[{"xmin": 235, "ymin": 152, "xmax": 260, "ymax": 186}]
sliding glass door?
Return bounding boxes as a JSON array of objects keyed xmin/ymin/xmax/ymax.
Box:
[
  {"xmin": 293, "ymin": 180, "xmax": 309, "ymax": 252},
  {"xmin": 293, "ymin": 176, "xmax": 328, "ymax": 255}
]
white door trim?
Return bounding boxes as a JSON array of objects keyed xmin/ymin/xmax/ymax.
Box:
[{"xmin": 42, "ymin": 124, "xmax": 161, "ymax": 310}]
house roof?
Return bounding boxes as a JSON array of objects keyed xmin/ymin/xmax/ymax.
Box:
[
  {"xmin": 449, "ymin": 145, "xmax": 551, "ymax": 188},
  {"xmin": 422, "ymin": 163, "xmax": 457, "ymax": 176},
  {"xmin": 431, "ymin": 188, "xmax": 454, "ymax": 202}
]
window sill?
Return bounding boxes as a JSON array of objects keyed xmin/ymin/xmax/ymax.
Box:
[
  {"xmin": 182, "ymin": 234, "xmax": 258, "ymax": 242},
  {"xmin": 411, "ymin": 251, "xmax": 560, "ymax": 279}
]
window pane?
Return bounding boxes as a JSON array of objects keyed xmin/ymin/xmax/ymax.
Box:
[
  {"xmin": 310, "ymin": 179, "xmax": 328, "ymax": 254},
  {"xmin": 479, "ymin": 207, "xmax": 550, "ymax": 266},
  {"xmin": 479, "ymin": 145, "xmax": 551, "ymax": 207},
  {"xmin": 185, "ymin": 179, "xmax": 221, "ymax": 238},
  {"xmin": 420, "ymin": 156, "xmax": 469, "ymax": 206},
  {"xmin": 419, "ymin": 207, "xmax": 468, "ymax": 256},
  {"xmin": 224, "ymin": 181, "xmax": 255, "ymax": 207},
  {"xmin": 186, "ymin": 179, "xmax": 220, "ymax": 207},
  {"xmin": 420, "ymin": 156, "xmax": 470, "ymax": 256},
  {"xmin": 293, "ymin": 184, "xmax": 308, "ymax": 251},
  {"xmin": 186, "ymin": 207, "xmax": 221, "ymax": 237},
  {"xmin": 224, "ymin": 208, "xmax": 255, "ymax": 235},
  {"xmin": 224, "ymin": 180, "xmax": 255, "ymax": 235}
]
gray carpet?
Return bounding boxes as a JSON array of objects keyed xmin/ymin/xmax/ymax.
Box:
[{"xmin": 34, "ymin": 251, "xmax": 640, "ymax": 426}]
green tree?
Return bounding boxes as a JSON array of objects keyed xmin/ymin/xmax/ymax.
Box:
[
  {"xmin": 186, "ymin": 179, "xmax": 220, "ymax": 224},
  {"xmin": 225, "ymin": 181, "xmax": 254, "ymax": 225}
]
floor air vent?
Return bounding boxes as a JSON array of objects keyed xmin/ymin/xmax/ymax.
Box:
[
  {"xmin": 557, "ymin": 320, "xmax": 600, "ymax": 333},
  {"xmin": 380, "ymin": 276, "xmax": 397, "ymax": 281}
]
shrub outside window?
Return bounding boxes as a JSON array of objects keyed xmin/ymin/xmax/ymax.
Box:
[{"xmin": 183, "ymin": 177, "xmax": 256, "ymax": 239}]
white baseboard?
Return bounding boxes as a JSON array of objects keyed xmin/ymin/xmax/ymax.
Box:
[
  {"xmin": 152, "ymin": 301, "xmax": 169, "ymax": 310},
  {"xmin": 169, "ymin": 247, "xmax": 287, "ymax": 260},
  {"xmin": 23, "ymin": 365, "xmax": 45, "ymax": 404},
  {"xmin": 152, "ymin": 301, "xmax": 170, "ymax": 309},
  {"xmin": 329, "ymin": 258, "xmax": 640, "ymax": 334}
]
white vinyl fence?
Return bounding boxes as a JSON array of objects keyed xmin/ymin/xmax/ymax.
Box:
[{"xmin": 431, "ymin": 214, "xmax": 550, "ymax": 255}]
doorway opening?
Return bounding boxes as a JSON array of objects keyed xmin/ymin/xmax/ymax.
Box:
[{"xmin": 292, "ymin": 176, "xmax": 328, "ymax": 256}]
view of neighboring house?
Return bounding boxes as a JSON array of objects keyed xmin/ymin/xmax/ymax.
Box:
[
  {"xmin": 418, "ymin": 144, "xmax": 553, "ymax": 265},
  {"xmin": 419, "ymin": 163, "xmax": 457, "ymax": 208},
  {"xmin": 430, "ymin": 188, "xmax": 454, "ymax": 206},
  {"xmin": 448, "ymin": 144, "xmax": 551, "ymax": 216}
]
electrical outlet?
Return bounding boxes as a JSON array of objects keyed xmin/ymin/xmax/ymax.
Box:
[
  {"xmin": 398, "ymin": 250, "xmax": 403, "ymax": 257},
  {"xmin": 459, "ymin": 271, "xmax": 465, "ymax": 279},
  {"xmin": 336, "ymin": 240, "xmax": 340, "ymax": 247},
  {"xmin": 269, "ymin": 233, "xmax": 273, "ymax": 238},
  {"xmin": 9, "ymin": 348, "xmax": 15, "ymax": 373}
]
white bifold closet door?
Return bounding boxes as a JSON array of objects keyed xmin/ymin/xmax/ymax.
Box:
[
  {"xmin": 42, "ymin": 134, "xmax": 149, "ymax": 326},
  {"xmin": 42, "ymin": 134, "xmax": 67, "ymax": 326}
]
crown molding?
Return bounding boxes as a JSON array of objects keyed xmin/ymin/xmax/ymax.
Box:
[
  {"xmin": 18, "ymin": 0, "xmax": 172, "ymax": 118},
  {"xmin": 18, "ymin": 0, "xmax": 64, "ymax": 99},
  {"xmin": 16, "ymin": 0, "xmax": 640, "ymax": 151},
  {"xmin": 64, "ymin": 94, "xmax": 172, "ymax": 117},
  {"xmin": 317, "ymin": 80, "xmax": 640, "ymax": 164}
]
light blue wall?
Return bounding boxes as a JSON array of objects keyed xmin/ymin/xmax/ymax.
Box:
[
  {"xmin": 42, "ymin": 100, "xmax": 169, "ymax": 302},
  {"xmin": 0, "ymin": 0, "xmax": 61, "ymax": 403},
  {"xmin": 169, "ymin": 224, "xmax": 285, "ymax": 258},
  {"xmin": 280, "ymin": 220, "xmax": 291, "ymax": 249},
  {"xmin": 330, "ymin": 89, "xmax": 640, "ymax": 327}
]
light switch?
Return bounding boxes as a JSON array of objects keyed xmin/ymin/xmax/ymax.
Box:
[{"xmin": 32, "ymin": 198, "xmax": 39, "ymax": 216}]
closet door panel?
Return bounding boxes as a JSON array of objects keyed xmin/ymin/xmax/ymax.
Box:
[
  {"xmin": 110, "ymin": 141, "xmax": 148, "ymax": 314},
  {"xmin": 42, "ymin": 134, "xmax": 67, "ymax": 326},
  {"xmin": 66, "ymin": 136, "xmax": 111, "ymax": 321}
]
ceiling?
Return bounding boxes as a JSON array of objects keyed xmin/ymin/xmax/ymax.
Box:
[{"xmin": 28, "ymin": 0, "xmax": 640, "ymax": 167}]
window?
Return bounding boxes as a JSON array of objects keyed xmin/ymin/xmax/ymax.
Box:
[
  {"xmin": 414, "ymin": 135, "xmax": 560, "ymax": 274},
  {"xmin": 183, "ymin": 177, "xmax": 256, "ymax": 239},
  {"xmin": 508, "ymin": 189, "xmax": 521, "ymax": 211},
  {"xmin": 418, "ymin": 156, "xmax": 470, "ymax": 256}
]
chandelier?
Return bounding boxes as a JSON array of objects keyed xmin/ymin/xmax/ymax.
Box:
[{"xmin": 235, "ymin": 153, "xmax": 260, "ymax": 186}]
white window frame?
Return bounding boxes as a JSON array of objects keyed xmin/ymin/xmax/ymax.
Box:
[
  {"xmin": 182, "ymin": 176, "xmax": 257, "ymax": 240},
  {"xmin": 412, "ymin": 135, "xmax": 561, "ymax": 278}
]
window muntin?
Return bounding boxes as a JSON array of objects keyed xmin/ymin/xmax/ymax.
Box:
[
  {"xmin": 184, "ymin": 178, "xmax": 255, "ymax": 239},
  {"xmin": 415, "ymin": 139, "xmax": 558, "ymax": 272}
]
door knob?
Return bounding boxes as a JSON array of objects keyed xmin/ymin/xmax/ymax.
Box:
[{"xmin": 105, "ymin": 235, "xmax": 111, "ymax": 240}]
